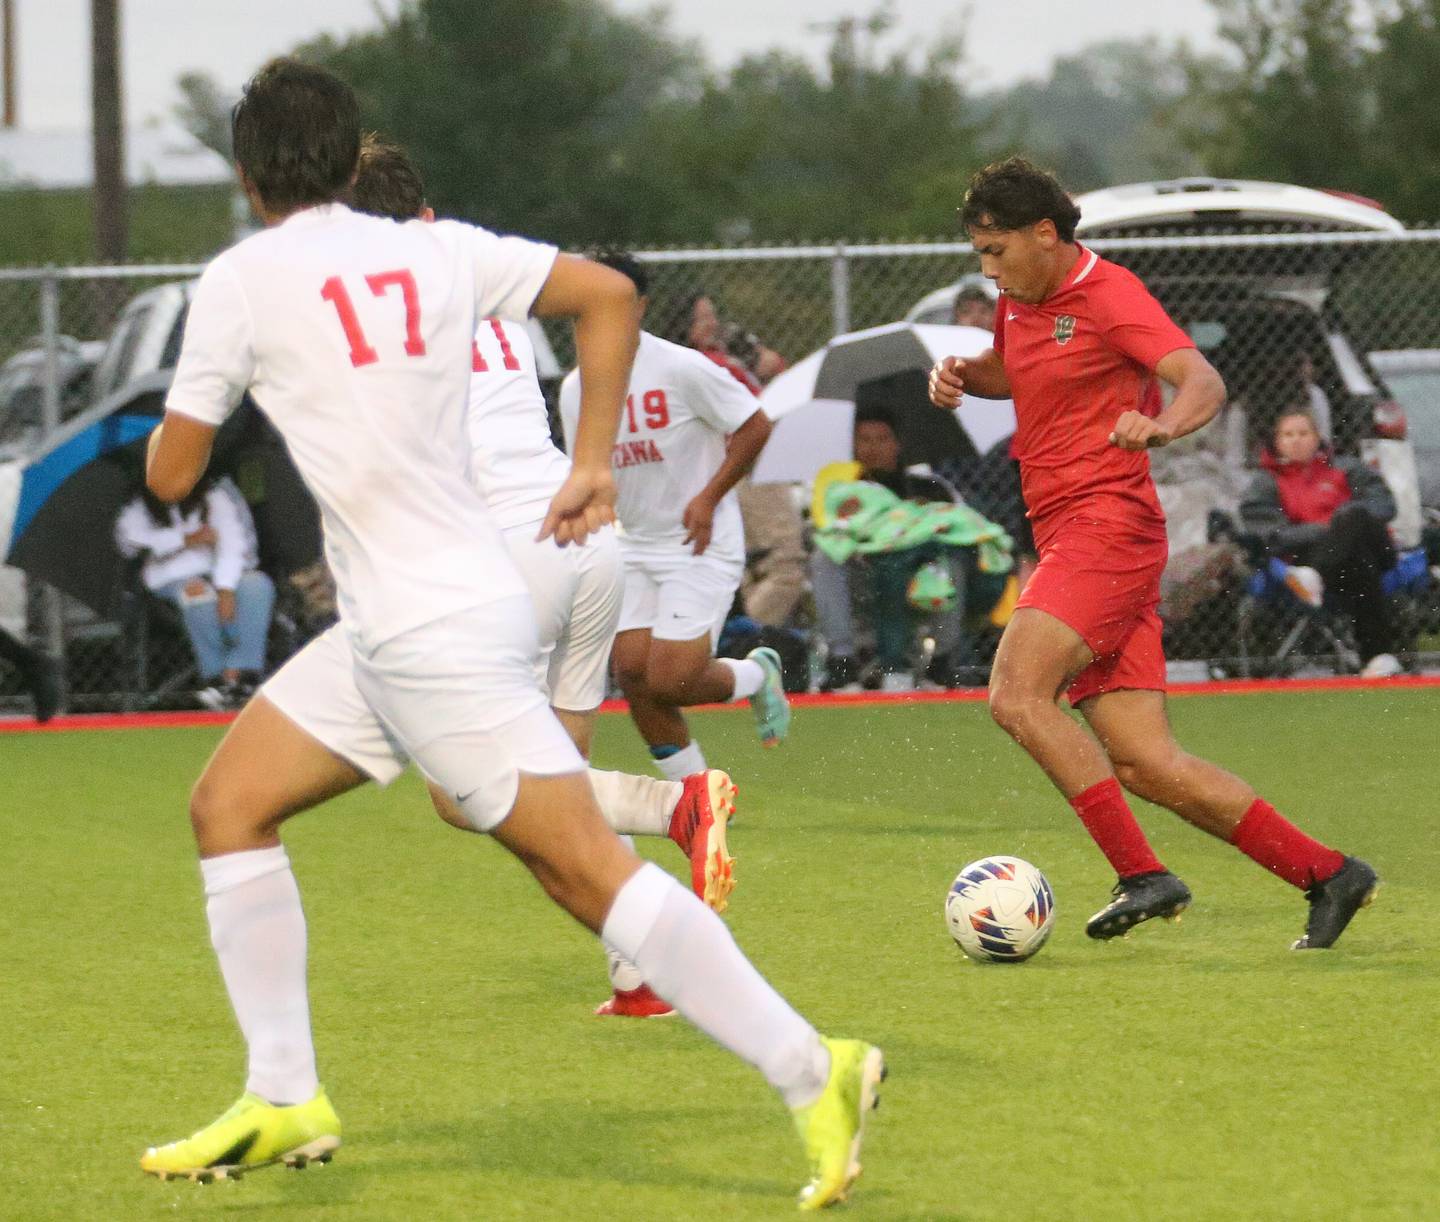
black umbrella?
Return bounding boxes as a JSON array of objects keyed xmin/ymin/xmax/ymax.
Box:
[{"xmin": 5, "ymin": 382, "xmax": 316, "ymax": 614}]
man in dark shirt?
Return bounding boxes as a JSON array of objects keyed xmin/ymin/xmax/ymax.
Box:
[{"xmin": 812, "ymin": 406, "xmax": 964, "ymax": 691}]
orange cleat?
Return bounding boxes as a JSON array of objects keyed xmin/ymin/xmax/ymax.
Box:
[{"xmin": 667, "ymin": 770, "xmax": 737, "ymax": 913}]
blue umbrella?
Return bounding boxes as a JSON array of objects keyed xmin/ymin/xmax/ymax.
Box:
[{"xmin": 5, "ymin": 406, "xmax": 159, "ymax": 612}]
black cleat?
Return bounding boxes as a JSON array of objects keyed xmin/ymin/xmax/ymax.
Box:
[
  {"xmin": 1292, "ymin": 857, "xmax": 1379, "ymax": 950},
  {"xmin": 1086, "ymin": 870, "xmax": 1192, "ymax": 940}
]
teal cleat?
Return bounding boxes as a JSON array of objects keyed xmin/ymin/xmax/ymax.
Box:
[{"xmin": 746, "ymin": 646, "xmax": 791, "ymax": 747}]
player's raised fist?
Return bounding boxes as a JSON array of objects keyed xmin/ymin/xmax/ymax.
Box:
[
  {"xmin": 928, "ymin": 356, "xmax": 966, "ymax": 410},
  {"xmin": 1108, "ymin": 410, "xmax": 1173, "ymax": 451}
]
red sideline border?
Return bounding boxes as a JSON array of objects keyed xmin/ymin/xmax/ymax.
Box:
[{"xmin": 5, "ymin": 673, "xmax": 1439, "ymax": 735}]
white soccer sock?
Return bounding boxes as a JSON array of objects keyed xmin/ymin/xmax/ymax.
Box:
[
  {"xmin": 602, "ymin": 863, "xmax": 830, "ymax": 1108},
  {"xmin": 606, "ymin": 836, "xmax": 647, "ymax": 992},
  {"xmin": 201, "ymin": 847, "xmax": 319, "ymax": 1106},
  {"xmin": 653, "ymin": 740, "xmax": 706, "ymax": 783},
  {"xmin": 718, "ymin": 657, "xmax": 766, "ymax": 702},
  {"xmin": 588, "ymin": 769, "xmax": 683, "ymax": 837}
]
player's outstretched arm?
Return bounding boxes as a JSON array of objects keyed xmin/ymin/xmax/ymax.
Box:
[
  {"xmin": 533, "ymin": 255, "xmax": 639, "ymax": 545},
  {"xmin": 146, "ymin": 412, "xmax": 218, "ymax": 503},
  {"xmin": 1110, "ymin": 348, "xmax": 1227, "ymax": 451},
  {"xmin": 927, "ymin": 350, "xmax": 1009, "ymax": 409},
  {"xmin": 683, "ymin": 408, "xmax": 773, "ymax": 555}
]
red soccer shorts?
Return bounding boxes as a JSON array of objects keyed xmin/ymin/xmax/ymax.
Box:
[{"xmin": 1016, "ymin": 517, "xmax": 1168, "ymax": 705}]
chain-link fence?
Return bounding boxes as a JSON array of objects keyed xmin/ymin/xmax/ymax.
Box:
[{"xmin": 3, "ymin": 232, "xmax": 1438, "ymax": 715}]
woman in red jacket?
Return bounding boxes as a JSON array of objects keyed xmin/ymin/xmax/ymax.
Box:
[{"xmin": 1240, "ymin": 409, "xmax": 1401, "ymax": 677}]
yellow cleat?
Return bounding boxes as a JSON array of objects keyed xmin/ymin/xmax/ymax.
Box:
[
  {"xmin": 140, "ymin": 1088, "xmax": 341, "ymax": 1183},
  {"xmin": 792, "ymin": 1037, "xmax": 886, "ymax": 1211}
]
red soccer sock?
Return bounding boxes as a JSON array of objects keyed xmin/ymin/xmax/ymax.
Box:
[
  {"xmin": 1230, "ymin": 798, "xmax": 1344, "ymax": 890},
  {"xmin": 1069, "ymin": 777, "xmax": 1165, "ymax": 879}
]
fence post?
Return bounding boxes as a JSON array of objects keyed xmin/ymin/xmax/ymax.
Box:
[
  {"xmin": 830, "ymin": 242, "xmax": 850, "ymax": 337},
  {"xmin": 38, "ymin": 268, "xmax": 66, "ymax": 696}
]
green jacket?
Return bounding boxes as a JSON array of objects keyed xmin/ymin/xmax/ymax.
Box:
[{"xmin": 815, "ymin": 480, "xmax": 1014, "ymax": 572}]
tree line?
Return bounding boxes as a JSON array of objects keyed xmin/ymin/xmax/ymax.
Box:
[{"xmin": 168, "ymin": 0, "xmax": 1440, "ymax": 248}]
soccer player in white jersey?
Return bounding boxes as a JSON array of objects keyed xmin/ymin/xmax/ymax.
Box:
[
  {"xmin": 343, "ymin": 136, "xmax": 731, "ymax": 1020},
  {"xmin": 137, "ymin": 61, "xmax": 882, "ymax": 1210},
  {"xmin": 559, "ymin": 253, "xmax": 791, "ymax": 794}
]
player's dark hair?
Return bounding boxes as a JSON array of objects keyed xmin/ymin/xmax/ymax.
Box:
[
  {"xmin": 591, "ymin": 248, "xmax": 650, "ymax": 297},
  {"xmin": 854, "ymin": 404, "xmax": 899, "ymax": 435},
  {"xmin": 348, "ymin": 134, "xmax": 426, "ymax": 221},
  {"xmin": 953, "ymin": 285, "xmax": 992, "ymax": 306},
  {"xmin": 231, "ymin": 58, "xmax": 361, "ymax": 215},
  {"xmin": 960, "ymin": 157, "xmax": 1082, "ymax": 244}
]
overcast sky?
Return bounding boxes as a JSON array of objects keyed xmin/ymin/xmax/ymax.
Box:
[{"xmin": 13, "ymin": 0, "xmax": 1222, "ymax": 131}]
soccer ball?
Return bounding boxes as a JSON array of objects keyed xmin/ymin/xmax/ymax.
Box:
[{"xmin": 945, "ymin": 856, "xmax": 1056, "ymax": 963}]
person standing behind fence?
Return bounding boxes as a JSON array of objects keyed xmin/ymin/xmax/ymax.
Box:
[
  {"xmin": 663, "ymin": 286, "xmax": 808, "ymax": 627},
  {"xmin": 951, "ymin": 284, "xmax": 996, "ymax": 329},
  {"xmin": 115, "ymin": 475, "xmax": 275, "ymax": 708},
  {"xmin": 0, "ymin": 627, "xmax": 63, "ymax": 722},
  {"xmin": 928, "ymin": 156, "xmax": 1378, "ymax": 952}
]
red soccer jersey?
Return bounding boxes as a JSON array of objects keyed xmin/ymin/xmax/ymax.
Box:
[{"xmin": 993, "ymin": 246, "xmax": 1194, "ymax": 534}]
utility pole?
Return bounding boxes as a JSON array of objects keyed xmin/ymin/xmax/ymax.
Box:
[
  {"xmin": 92, "ymin": 0, "xmax": 127, "ymax": 261},
  {"xmin": 2, "ymin": 0, "xmax": 17, "ymax": 129}
]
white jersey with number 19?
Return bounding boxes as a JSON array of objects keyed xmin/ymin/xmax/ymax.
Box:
[
  {"xmin": 164, "ymin": 202, "xmax": 559, "ymax": 651},
  {"xmin": 557, "ymin": 331, "xmax": 761, "ymax": 564}
]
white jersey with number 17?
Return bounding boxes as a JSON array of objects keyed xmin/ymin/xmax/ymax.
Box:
[{"xmin": 164, "ymin": 202, "xmax": 559, "ymax": 651}]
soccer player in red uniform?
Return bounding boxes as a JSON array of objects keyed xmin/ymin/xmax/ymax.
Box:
[{"xmin": 928, "ymin": 158, "xmax": 1378, "ymax": 949}]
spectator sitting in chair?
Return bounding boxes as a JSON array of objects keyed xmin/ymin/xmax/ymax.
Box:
[
  {"xmin": 1239, "ymin": 408, "xmax": 1402, "ymax": 678},
  {"xmin": 115, "ymin": 475, "xmax": 276, "ymax": 708},
  {"xmin": 811, "ymin": 405, "xmax": 1009, "ymax": 692}
]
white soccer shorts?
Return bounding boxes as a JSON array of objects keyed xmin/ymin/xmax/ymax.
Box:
[
  {"xmin": 617, "ymin": 545, "xmax": 743, "ymax": 646},
  {"xmin": 261, "ymin": 599, "xmax": 584, "ymax": 830},
  {"xmin": 502, "ymin": 522, "xmax": 621, "ymax": 712}
]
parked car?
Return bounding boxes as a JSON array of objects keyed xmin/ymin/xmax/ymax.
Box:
[
  {"xmin": 0, "ymin": 336, "xmax": 105, "ymax": 459},
  {"xmin": 86, "ymin": 280, "xmax": 195, "ymax": 407},
  {"xmin": 1367, "ymin": 350, "xmax": 1440, "ymax": 513},
  {"xmin": 1062, "ymin": 176, "xmax": 1403, "ymax": 237}
]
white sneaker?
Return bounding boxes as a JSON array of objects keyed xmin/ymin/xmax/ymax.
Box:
[
  {"xmin": 879, "ymin": 671, "xmax": 916, "ymax": 692},
  {"xmin": 1361, "ymin": 652, "xmax": 1402, "ymax": 678},
  {"xmin": 196, "ymin": 685, "xmax": 229, "ymax": 711},
  {"xmin": 1282, "ymin": 564, "xmax": 1325, "ymax": 608}
]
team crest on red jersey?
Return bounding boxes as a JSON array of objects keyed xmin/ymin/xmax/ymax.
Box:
[{"xmin": 1053, "ymin": 315, "xmax": 1077, "ymax": 345}]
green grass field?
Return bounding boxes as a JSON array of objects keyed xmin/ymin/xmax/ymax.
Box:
[{"xmin": 3, "ymin": 690, "xmax": 1438, "ymax": 1221}]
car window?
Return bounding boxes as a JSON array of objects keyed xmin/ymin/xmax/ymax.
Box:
[
  {"xmin": 90, "ymin": 306, "xmax": 148, "ymax": 402},
  {"xmin": 0, "ymin": 363, "xmax": 39, "ymax": 447},
  {"xmin": 108, "ymin": 303, "xmax": 155, "ymax": 393},
  {"xmin": 159, "ymin": 302, "xmax": 191, "ymax": 371}
]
